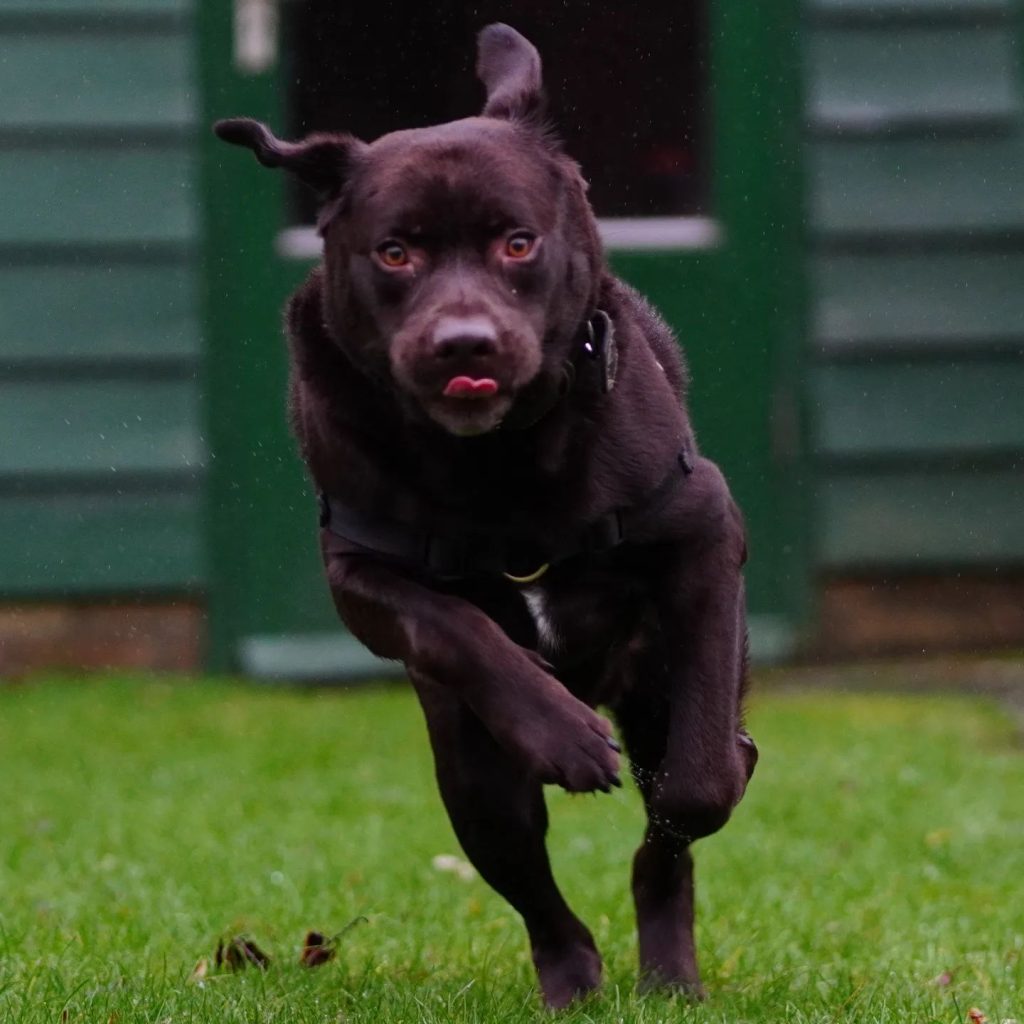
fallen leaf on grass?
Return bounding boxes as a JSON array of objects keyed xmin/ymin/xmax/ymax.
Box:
[
  {"xmin": 300, "ymin": 931, "xmax": 336, "ymax": 968},
  {"xmin": 968, "ymin": 1010, "xmax": 987, "ymax": 1024},
  {"xmin": 931, "ymin": 970, "xmax": 953, "ymax": 987},
  {"xmin": 299, "ymin": 917, "xmax": 368, "ymax": 968},
  {"xmin": 214, "ymin": 935, "xmax": 270, "ymax": 971},
  {"xmin": 188, "ymin": 958, "xmax": 209, "ymax": 985}
]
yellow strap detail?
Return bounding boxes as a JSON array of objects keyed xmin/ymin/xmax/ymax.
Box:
[{"xmin": 502, "ymin": 562, "xmax": 551, "ymax": 585}]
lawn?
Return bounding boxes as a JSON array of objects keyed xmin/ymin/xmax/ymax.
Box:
[{"xmin": 0, "ymin": 675, "xmax": 1021, "ymax": 1023}]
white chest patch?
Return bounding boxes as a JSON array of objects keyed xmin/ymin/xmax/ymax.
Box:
[{"xmin": 522, "ymin": 585, "xmax": 560, "ymax": 656}]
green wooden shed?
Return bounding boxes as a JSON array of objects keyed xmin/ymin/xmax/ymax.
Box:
[
  {"xmin": 0, "ymin": 0, "xmax": 205, "ymax": 670},
  {"xmin": 0, "ymin": 0, "xmax": 1020, "ymax": 675},
  {"xmin": 804, "ymin": 0, "xmax": 1024, "ymax": 654}
]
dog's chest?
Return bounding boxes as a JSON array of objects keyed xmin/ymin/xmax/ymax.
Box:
[
  {"xmin": 521, "ymin": 585, "xmax": 560, "ymax": 657},
  {"xmin": 518, "ymin": 572, "xmax": 640, "ymax": 663}
]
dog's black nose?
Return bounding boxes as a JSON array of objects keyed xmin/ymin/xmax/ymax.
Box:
[{"xmin": 432, "ymin": 316, "xmax": 499, "ymax": 359}]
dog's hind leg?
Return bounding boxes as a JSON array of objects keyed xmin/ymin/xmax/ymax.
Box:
[
  {"xmin": 613, "ymin": 463, "xmax": 759, "ymax": 994},
  {"xmin": 614, "ymin": 673, "xmax": 704, "ymax": 997},
  {"xmin": 411, "ymin": 669, "xmax": 602, "ymax": 1009},
  {"xmin": 616, "ymin": 628, "xmax": 757, "ymax": 996}
]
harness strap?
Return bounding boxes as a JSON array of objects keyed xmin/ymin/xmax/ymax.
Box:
[{"xmin": 318, "ymin": 443, "xmax": 695, "ymax": 582}]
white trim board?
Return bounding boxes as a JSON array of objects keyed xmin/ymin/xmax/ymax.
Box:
[{"xmin": 276, "ymin": 217, "xmax": 721, "ymax": 261}]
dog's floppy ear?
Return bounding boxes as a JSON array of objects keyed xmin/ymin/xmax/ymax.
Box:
[
  {"xmin": 476, "ymin": 23, "xmax": 544, "ymax": 121},
  {"xmin": 213, "ymin": 117, "xmax": 361, "ymax": 197}
]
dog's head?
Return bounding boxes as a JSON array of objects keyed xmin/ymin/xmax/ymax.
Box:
[{"xmin": 215, "ymin": 24, "xmax": 603, "ymax": 436}]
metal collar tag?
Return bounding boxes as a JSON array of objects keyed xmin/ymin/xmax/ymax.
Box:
[{"xmin": 584, "ymin": 310, "xmax": 618, "ymax": 393}]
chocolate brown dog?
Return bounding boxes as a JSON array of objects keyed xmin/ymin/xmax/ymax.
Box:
[{"xmin": 215, "ymin": 23, "xmax": 757, "ymax": 1009}]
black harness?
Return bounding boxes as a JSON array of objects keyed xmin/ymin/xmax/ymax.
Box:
[{"xmin": 317, "ymin": 310, "xmax": 694, "ymax": 582}]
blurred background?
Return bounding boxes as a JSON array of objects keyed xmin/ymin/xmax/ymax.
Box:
[{"xmin": 1, "ymin": 0, "xmax": 1021, "ymax": 679}]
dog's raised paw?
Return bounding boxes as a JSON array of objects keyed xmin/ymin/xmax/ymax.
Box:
[
  {"xmin": 492, "ymin": 696, "xmax": 621, "ymax": 794},
  {"xmin": 547, "ymin": 705, "xmax": 622, "ymax": 794}
]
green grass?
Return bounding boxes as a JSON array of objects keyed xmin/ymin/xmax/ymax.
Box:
[{"xmin": 1, "ymin": 676, "xmax": 1022, "ymax": 1023}]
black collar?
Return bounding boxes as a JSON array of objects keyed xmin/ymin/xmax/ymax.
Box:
[{"xmin": 500, "ymin": 309, "xmax": 618, "ymax": 431}]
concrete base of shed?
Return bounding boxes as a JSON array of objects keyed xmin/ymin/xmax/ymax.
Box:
[{"xmin": 2, "ymin": 576, "xmax": 1023, "ymax": 675}]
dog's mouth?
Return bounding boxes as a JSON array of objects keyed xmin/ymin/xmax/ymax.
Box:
[
  {"xmin": 390, "ymin": 319, "xmax": 542, "ymax": 436},
  {"xmin": 428, "ymin": 375, "xmax": 512, "ymax": 436}
]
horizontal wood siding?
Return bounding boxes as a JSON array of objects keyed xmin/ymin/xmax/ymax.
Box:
[
  {"xmin": 0, "ymin": 379, "xmax": 202, "ymax": 475},
  {"xmin": 0, "ymin": 491, "xmax": 202, "ymax": 594},
  {"xmin": 820, "ymin": 470, "xmax": 1024, "ymax": 567},
  {"xmin": 0, "ymin": 1, "xmax": 187, "ymax": 15},
  {"xmin": 805, "ymin": 0, "xmax": 1024, "ymax": 571},
  {"xmin": 1, "ymin": 148, "xmax": 197, "ymax": 247},
  {"xmin": 0, "ymin": 1, "xmax": 203, "ymax": 596},
  {"xmin": 814, "ymin": 252, "xmax": 1024, "ymax": 350},
  {"xmin": 810, "ymin": 137, "xmax": 1024, "ymax": 237},
  {"xmin": 808, "ymin": 26, "xmax": 1018, "ymax": 128},
  {"xmin": 814, "ymin": 360, "xmax": 1024, "ymax": 459},
  {"xmin": 0, "ymin": 33, "xmax": 194, "ymax": 129},
  {"xmin": 0, "ymin": 264, "xmax": 200, "ymax": 363},
  {"xmin": 808, "ymin": 0, "xmax": 1012, "ymax": 18}
]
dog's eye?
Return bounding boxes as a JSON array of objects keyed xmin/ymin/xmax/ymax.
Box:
[
  {"xmin": 504, "ymin": 233, "xmax": 536, "ymax": 259},
  {"xmin": 376, "ymin": 241, "xmax": 409, "ymax": 268}
]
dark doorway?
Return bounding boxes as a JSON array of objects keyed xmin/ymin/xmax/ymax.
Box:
[{"xmin": 282, "ymin": 1, "xmax": 709, "ymax": 224}]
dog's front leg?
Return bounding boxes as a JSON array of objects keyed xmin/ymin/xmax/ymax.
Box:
[
  {"xmin": 323, "ymin": 548, "xmax": 621, "ymax": 794},
  {"xmin": 619, "ymin": 459, "xmax": 759, "ymax": 994},
  {"xmin": 411, "ymin": 669, "xmax": 603, "ymax": 1008}
]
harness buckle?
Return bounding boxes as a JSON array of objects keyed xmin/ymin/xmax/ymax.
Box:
[
  {"xmin": 423, "ymin": 534, "xmax": 472, "ymax": 577},
  {"xmin": 586, "ymin": 511, "xmax": 624, "ymax": 553}
]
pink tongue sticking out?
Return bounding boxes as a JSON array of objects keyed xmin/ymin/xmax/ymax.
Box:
[{"xmin": 443, "ymin": 375, "xmax": 499, "ymax": 399}]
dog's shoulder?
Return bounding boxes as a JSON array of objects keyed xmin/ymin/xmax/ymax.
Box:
[
  {"xmin": 284, "ymin": 268, "xmax": 333, "ymax": 457},
  {"xmin": 285, "ymin": 267, "xmax": 336, "ymax": 382},
  {"xmin": 600, "ymin": 273, "xmax": 689, "ymax": 400}
]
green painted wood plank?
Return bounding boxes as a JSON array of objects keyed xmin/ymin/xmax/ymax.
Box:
[
  {"xmin": 820, "ymin": 468, "xmax": 1024, "ymax": 567},
  {"xmin": 0, "ymin": 146, "xmax": 196, "ymax": 246},
  {"xmin": 0, "ymin": 264, "xmax": 199, "ymax": 362},
  {"xmin": 0, "ymin": 1, "xmax": 187, "ymax": 12},
  {"xmin": 0, "ymin": 489, "xmax": 201, "ymax": 594},
  {"xmin": 814, "ymin": 252, "xmax": 1024, "ymax": 347},
  {"xmin": 808, "ymin": 26, "xmax": 1018, "ymax": 129},
  {"xmin": 813, "ymin": 360, "xmax": 1024, "ymax": 457},
  {"xmin": 0, "ymin": 33, "xmax": 194, "ymax": 130},
  {"xmin": 809, "ymin": 0, "xmax": 1011, "ymax": 16},
  {"xmin": 810, "ymin": 136, "xmax": 1024, "ymax": 236},
  {"xmin": 0, "ymin": 379, "xmax": 203, "ymax": 475}
]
